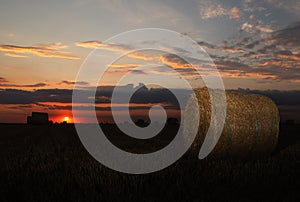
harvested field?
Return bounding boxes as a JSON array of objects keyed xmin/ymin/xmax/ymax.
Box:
[{"xmin": 0, "ymin": 123, "xmax": 299, "ymax": 201}]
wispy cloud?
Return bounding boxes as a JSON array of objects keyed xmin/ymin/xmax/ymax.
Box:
[
  {"xmin": 199, "ymin": 2, "xmax": 226, "ymax": 19},
  {"xmin": 127, "ymin": 52, "xmax": 152, "ymax": 61},
  {"xmin": 241, "ymin": 21, "xmax": 274, "ymax": 36},
  {"xmin": 0, "ymin": 86, "xmax": 185, "ymax": 109},
  {"xmin": 264, "ymin": 0, "xmax": 300, "ymax": 17},
  {"xmin": 101, "ymin": 63, "xmax": 144, "ymax": 75},
  {"xmin": 221, "ymin": 47, "xmax": 246, "ymax": 53},
  {"xmin": 0, "ymin": 42, "xmax": 79, "ymax": 60},
  {"xmin": 271, "ymin": 22, "xmax": 300, "ymax": 48},
  {"xmin": 108, "ymin": 63, "xmax": 141, "ymax": 69},
  {"xmin": 199, "ymin": 1, "xmax": 242, "ymax": 20},
  {"xmin": 195, "ymin": 20, "xmax": 300, "ymax": 82},
  {"xmin": 75, "ymin": 40, "xmax": 129, "ymax": 51},
  {"xmin": 243, "ymin": 1, "xmax": 267, "ymax": 13},
  {"xmin": 0, "ymin": 82, "xmax": 48, "ymax": 88},
  {"xmin": 4, "ymin": 52, "xmax": 27, "ymax": 58},
  {"xmin": 59, "ymin": 80, "xmax": 89, "ymax": 86},
  {"xmin": 159, "ymin": 54, "xmax": 192, "ymax": 69},
  {"xmin": 76, "ymin": 21, "xmax": 300, "ymax": 83},
  {"xmin": 0, "ymin": 77, "xmax": 8, "ymax": 83},
  {"xmin": 75, "ymin": 41, "xmax": 101, "ymax": 49},
  {"xmin": 0, "ymin": 79, "xmax": 89, "ymax": 89},
  {"xmin": 75, "ymin": 40, "xmax": 153, "ymax": 61}
]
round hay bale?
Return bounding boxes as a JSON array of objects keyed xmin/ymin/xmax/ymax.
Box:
[{"xmin": 183, "ymin": 88, "xmax": 279, "ymax": 159}]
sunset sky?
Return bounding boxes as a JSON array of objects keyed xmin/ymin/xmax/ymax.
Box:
[{"xmin": 0, "ymin": 0, "xmax": 299, "ymax": 123}]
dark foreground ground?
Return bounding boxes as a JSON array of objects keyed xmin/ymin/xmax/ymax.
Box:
[{"xmin": 0, "ymin": 123, "xmax": 299, "ymax": 202}]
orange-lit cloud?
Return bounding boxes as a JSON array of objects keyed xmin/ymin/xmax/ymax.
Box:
[
  {"xmin": 229, "ymin": 7, "xmax": 242, "ymax": 19},
  {"xmin": 200, "ymin": 2, "xmax": 243, "ymax": 20},
  {"xmin": 109, "ymin": 63, "xmax": 141, "ymax": 69},
  {"xmin": 277, "ymin": 54, "xmax": 300, "ymax": 61},
  {"xmin": 241, "ymin": 22, "xmax": 274, "ymax": 35},
  {"xmin": 259, "ymin": 59, "xmax": 299, "ymax": 69},
  {"xmin": 0, "ymin": 42, "xmax": 79, "ymax": 60},
  {"xmin": 200, "ymin": 2, "xmax": 226, "ymax": 19},
  {"xmin": 220, "ymin": 70, "xmax": 278, "ymax": 80},
  {"xmin": 105, "ymin": 63, "xmax": 143, "ymax": 75},
  {"xmin": 75, "ymin": 41, "xmax": 101, "ymax": 48},
  {"xmin": 193, "ymin": 22, "xmax": 300, "ymax": 83},
  {"xmin": 75, "ymin": 40, "xmax": 153, "ymax": 61},
  {"xmin": 222, "ymin": 47, "xmax": 246, "ymax": 53},
  {"xmin": 127, "ymin": 52, "xmax": 152, "ymax": 61},
  {"xmin": 4, "ymin": 52, "xmax": 27, "ymax": 58},
  {"xmin": 159, "ymin": 54, "xmax": 192, "ymax": 69},
  {"xmin": 75, "ymin": 41, "xmax": 129, "ymax": 52},
  {"xmin": 0, "ymin": 82, "xmax": 48, "ymax": 88}
]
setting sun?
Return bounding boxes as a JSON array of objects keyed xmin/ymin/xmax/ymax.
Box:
[{"xmin": 64, "ymin": 116, "xmax": 69, "ymax": 122}]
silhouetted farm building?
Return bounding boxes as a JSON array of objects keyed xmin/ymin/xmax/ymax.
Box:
[{"xmin": 27, "ymin": 112, "xmax": 49, "ymax": 125}]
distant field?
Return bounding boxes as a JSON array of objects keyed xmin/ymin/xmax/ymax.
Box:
[{"xmin": 0, "ymin": 124, "xmax": 299, "ymax": 202}]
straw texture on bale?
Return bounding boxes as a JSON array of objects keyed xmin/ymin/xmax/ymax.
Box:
[{"xmin": 183, "ymin": 88, "xmax": 279, "ymax": 158}]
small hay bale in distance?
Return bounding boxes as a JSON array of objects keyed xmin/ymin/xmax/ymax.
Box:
[{"xmin": 183, "ymin": 88, "xmax": 279, "ymax": 159}]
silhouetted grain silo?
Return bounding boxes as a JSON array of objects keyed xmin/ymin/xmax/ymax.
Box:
[{"xmin": 27, "ymin": 112, "xmax": 49, "ymax": 125}]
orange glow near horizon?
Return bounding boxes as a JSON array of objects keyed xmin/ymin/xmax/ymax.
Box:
[{"xmin": 49, "ymin": 112, "xmax": 73, "ymax": 124}]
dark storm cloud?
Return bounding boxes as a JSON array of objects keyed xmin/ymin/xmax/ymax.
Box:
[
  {"xmin": 2, "ymin": 86, "xmax": 300, "ymax": 122},
  {"xmin": 0, "ymin": 89, "xmax": 35, "ymax": 104},
  {"xmin": 1, "ymin": 85, "xmax": 300, "ymax": 106},
  {"xmin": 0, "ymin": 84, "xmax": 189, "ymax": 108},
  {"xmin": 32, "ymin": 104, "xmax": 178, "ymax": 111},
  {"xmin": 34, "ymin": 89, "xmax": 73, "ymax": 103},
  {"xmin": 2, "ymin": 86, "xmax": 300, "ymax": 123},
  {"xmin": 0, "ymin": 88, "xmax": 72, "ymax": 104}
]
